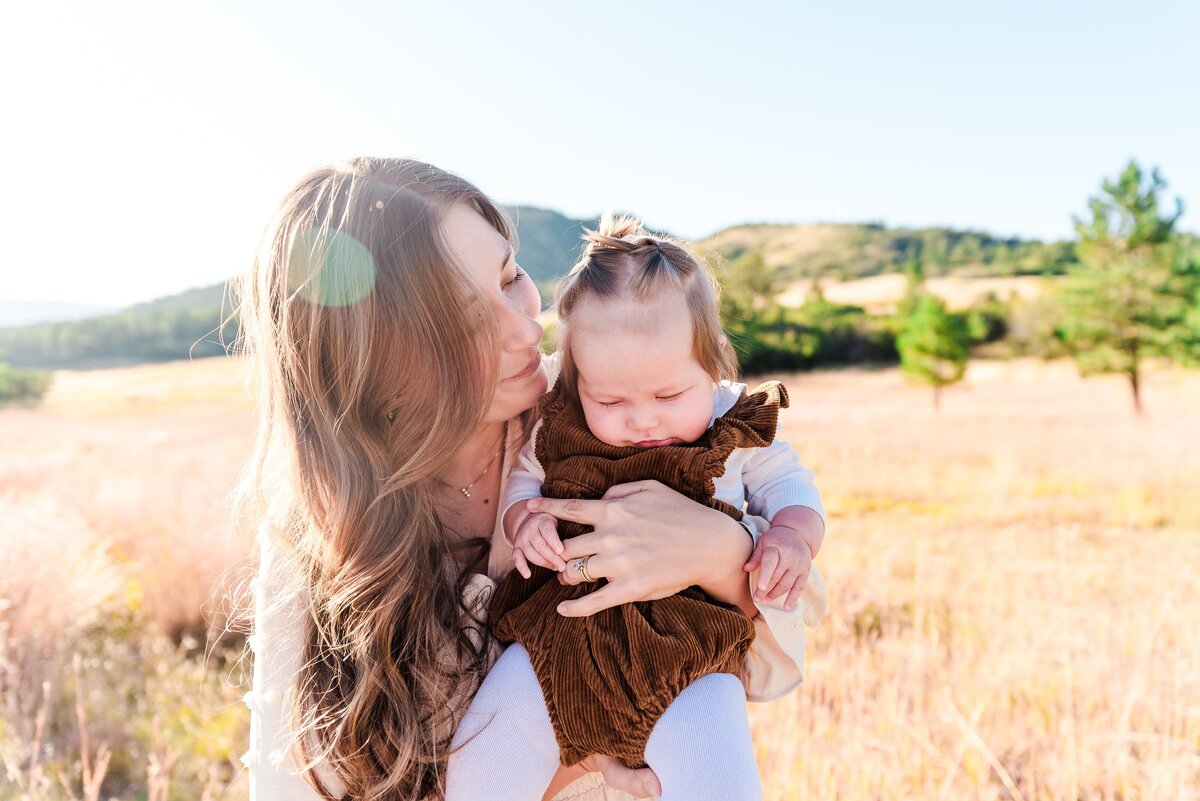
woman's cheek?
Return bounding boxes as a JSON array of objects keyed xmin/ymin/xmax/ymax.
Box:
[{"xmin": 519, "ymin": 274, "xmax": 542, "ymax": 317}]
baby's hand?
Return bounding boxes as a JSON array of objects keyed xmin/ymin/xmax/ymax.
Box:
[
  {"xmin": 743, "ymin": 527, "xmax": 812, "ymax": 611},
  {"xmin": 512, "ymin": 512, "xmax": 567, "ymax": 578}
]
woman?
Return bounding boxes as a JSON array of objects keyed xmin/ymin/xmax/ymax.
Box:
[{"xmin": 235, "ymin": 158, "xmax": 823, "ymax": 800}]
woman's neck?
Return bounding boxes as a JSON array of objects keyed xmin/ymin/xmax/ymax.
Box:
[{"xmin": 438, "ymin": 419, "xmax": 507, "ymax": 487}]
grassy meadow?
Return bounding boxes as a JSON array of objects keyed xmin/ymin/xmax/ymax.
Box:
[{"xmin": 1, "ymin": 355, "xmax": 1197, "ymax": 800}]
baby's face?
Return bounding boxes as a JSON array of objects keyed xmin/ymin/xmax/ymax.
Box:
[{"xmin": 569, "ymin": 295, "xmax": 715, "ymax": 449}]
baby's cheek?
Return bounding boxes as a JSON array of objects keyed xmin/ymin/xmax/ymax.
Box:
[
  {"xmin": 682, "ymin": 398, "xmax": 716, "ymax": 441},
  {"xmin": 582, "ymin": 406, "xmax": 623, "ymax": 447}
]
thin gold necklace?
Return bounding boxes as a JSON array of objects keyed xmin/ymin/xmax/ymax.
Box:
[{"xmin": 445, "ymin": 422, "xmax": 507, "ymax": 499}]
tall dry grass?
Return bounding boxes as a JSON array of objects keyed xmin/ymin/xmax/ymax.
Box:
[
  {"xmin": 1, "ymin": 355, "xmax": 1197, "ymax": 800},
  {"xmin": 752, "ymin": 359, "xmax": 1200, "ymax": 800},
  {"xmin": 0, "ymin": 359, "xmax": 255, "ymax": 800}
]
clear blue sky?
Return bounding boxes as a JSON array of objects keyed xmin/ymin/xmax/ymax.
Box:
[{"xmin": 4, "ymin": 0, "xmax": 1198, "ymax": 306}]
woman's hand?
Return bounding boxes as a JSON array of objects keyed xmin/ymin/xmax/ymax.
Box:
[{"xmin": 526, "ymin": 480, "xmax": 756, "ymax": 618}]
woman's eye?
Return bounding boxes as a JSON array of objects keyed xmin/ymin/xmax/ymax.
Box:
[{"xmin": 503, "ymin": 266, "xmax": 525, "ymax": 289}]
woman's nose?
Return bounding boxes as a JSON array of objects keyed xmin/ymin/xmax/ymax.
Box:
[{"xmin": 501, "ymin": 302, "xmax": 543, "ymax": 352}]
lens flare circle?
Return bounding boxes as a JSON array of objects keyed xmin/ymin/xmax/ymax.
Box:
[{"xmin": 287, "ymin": 228, "xmax": 377, "ymax": 307}]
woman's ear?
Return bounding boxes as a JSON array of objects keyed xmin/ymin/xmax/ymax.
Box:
[{"xmin": 718, "ymin": 335, "xmax": 728, "ymax": 349}]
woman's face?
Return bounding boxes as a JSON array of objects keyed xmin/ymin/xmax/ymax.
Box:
[{"xmin": 442, "ymin": 203, "xmax": 548, "ymax": 423}]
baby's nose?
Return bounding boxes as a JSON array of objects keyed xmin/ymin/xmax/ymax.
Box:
[{"xmin": 629, "ymin": 409, "xmax": 658, "ymax": 433}]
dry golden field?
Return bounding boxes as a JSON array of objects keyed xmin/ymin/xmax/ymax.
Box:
[{"xmin": 1, "ymin": 355, "xmax": 1197, "ymax": 800}]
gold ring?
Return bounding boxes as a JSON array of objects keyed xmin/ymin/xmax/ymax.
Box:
[{"xmin": 572, "ymin": 556, "xmax": 595, "ymax": 583}]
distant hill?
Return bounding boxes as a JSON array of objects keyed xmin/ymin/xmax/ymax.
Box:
[
  {"xmin": 0, "ymin": 300, "xmax": 120, "ymax": 329},
  {"xmin": 123, "ymin": 283, "xmax": 232, "ymax": 313},
  {"xmin": 506, "ymin": 205, "xmax": 598, "ymax": 284},
  {"xmin": 699, "ymin": 222, "xmax": 1075, "ymax": 280},
  {"xmin": 0, "ymin": 209, "xmax": 1075, "ymax": 370}
]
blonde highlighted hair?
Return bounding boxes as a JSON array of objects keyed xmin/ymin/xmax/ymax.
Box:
[
  {"xmin": 554, "ymin": 215, "xmax": 737, "ymax": 403},
  {"xmin": 229, "ymin": 158, "xmax": 516, "ymax": 800}
]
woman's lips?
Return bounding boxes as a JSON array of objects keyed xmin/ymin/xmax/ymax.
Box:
[{"xmin": 506, "ymin": 352, "xmax": 542, "ymax": 381}]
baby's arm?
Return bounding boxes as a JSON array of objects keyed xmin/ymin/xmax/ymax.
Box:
[
  {"xmin": 745, "ymin": 505, "xmax": 821, "ymax": 609},
  {"xmin": 502, "ymin": 422, "xmax": 567, "ymax": 577},
  {"xmin": 741, "ymin": 429, "xmax": 826, "ymax": 611}
]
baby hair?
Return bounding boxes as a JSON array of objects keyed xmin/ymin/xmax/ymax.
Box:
[{"xmin": 554, "ymin": 214, "xmax": 737, "ymax": 405}]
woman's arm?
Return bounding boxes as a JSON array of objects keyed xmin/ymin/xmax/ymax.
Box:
[
  {"xmin": 686, "ymin": 513, "xmax": 758, "ymax": 618},
  {"xmin": 526, "ymin": 480, "xmax": 758, "ymax": 618}
]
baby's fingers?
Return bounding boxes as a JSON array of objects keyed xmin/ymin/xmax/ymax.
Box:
[
  {"xmin": 743, "ymin": 542, "xmax": 763, "ymax": 573},
  {"xmin": 766, "ymin": 569, "xmax": 796, "ymax": 601},
  {"xmin": 538, "ymin": 517, "xmax": 565, "ymax": 558},
  {"xmin": 753, "ymin": 547, "xmax": 781, "ymax": 602},
  {"xmin": 783, "ymin": 575, "xmax": 809, "ymax": 611},
  {"xmin": 533, "ymin": 531, "xmax": 567, "ymax": 572},
  {"xmin": 513, "ymin": 547, "xmax": 532, "ymax": 580},
  {"xmin": 517, "ymin": 536, "xmax": 557, "ymax": 571}
]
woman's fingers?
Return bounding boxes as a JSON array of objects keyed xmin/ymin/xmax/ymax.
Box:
[
  {"xmin": 527, "ymin": 497, "xmax": 605, "ymax": 525},
  {"xmin": 535, "ymin": 481, "xmax": 754, "ymax": 619},
  {"xmin": 556, "ymin": 582, "xmax": 625, "ymax": 617},
  {"xmin": 557, "ymin": 531, "xmax": 609, "ymax": 562},
  {"xmin": 556, "ymin": 553, "xmax": 608, "ymax": 586},
  {"xmin": 600, "ymin": 479, "xmax": 659, "ymax": 501}
]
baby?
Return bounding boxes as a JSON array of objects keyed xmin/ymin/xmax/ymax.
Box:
[{"xmin": 447, "ymin": 217, "xmax": 827, "ymax": 801}]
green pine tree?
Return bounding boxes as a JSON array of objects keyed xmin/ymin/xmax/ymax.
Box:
[
  {"xmin": 1061, "ymin": 161, "xmax": 1199, "ymax": 414},
  {"xmin": 897, "ymin": 294, "xmax": 970, "ymax": 410}
]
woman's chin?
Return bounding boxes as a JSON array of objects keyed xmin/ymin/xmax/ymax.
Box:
[
  {"xmin": 489, "ymin": 369, "xmax": 549, "ymax": 421},
  {"xmin": 526, "ymin": 364, "xmax": 550, "ymax": 401}
]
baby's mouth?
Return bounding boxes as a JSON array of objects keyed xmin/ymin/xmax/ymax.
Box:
[{"xmin": 634, "ymin": 438, "xmax": 674, "ymax": 448}]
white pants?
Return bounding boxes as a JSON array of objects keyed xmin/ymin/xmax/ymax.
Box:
[{"xmin": 446, "ymin": 643, "xmax": 762, "ymax": 801}]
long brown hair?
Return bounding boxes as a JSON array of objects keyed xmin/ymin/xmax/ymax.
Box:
[{"xmin": 229, "ymin": 158, "xmax": 514, "ymax": 799}]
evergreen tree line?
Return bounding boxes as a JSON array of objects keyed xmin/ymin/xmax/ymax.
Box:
[
  {"xmin": 0, "ymin": 308, "xmax": 236, "ymax": 403},
  {"xmin": 0, "ymin": 306, "xmax": 234, "ymax": 371}
]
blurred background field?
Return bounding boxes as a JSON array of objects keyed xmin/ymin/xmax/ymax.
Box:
[
  {"xmin": 4, "ymin": 3, "xmax": 1200, "ymax": 799},
  {"xmin": 2, "ymin": 354, "xmax": 1196, "ymax": 800},
  {"xmin": 3, "ymin": 160, "xmax": 1198, "ymax": 798}
]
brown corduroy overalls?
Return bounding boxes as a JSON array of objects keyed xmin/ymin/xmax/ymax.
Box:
[{"xmin": 488, "ymin": 379, "xmax": 789, "ymax": 768}]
